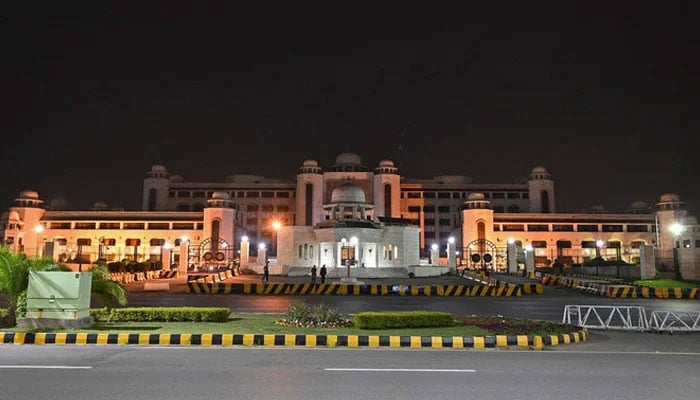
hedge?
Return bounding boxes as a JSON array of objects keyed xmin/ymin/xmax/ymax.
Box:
[
  {"xmin": 90, "ymin": 307, "xmax": 231, "ymax": 322},
  {"xmin": 354, "ymin": 311, "xmax": 454, "ymax": 329}
]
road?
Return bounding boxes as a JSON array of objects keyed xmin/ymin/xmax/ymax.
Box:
[{"xmin": 1, "ymin": 337, "xmax": 699, "ymax": 400}]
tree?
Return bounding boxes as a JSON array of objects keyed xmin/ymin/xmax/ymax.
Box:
[{"xmin": 0, "ymin": 249, "xmax": 127, "ymax": 327}]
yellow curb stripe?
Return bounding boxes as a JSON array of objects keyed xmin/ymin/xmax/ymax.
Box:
[
  {"xmin": 285, "ymin": 334, "xmax": 296, "ymax": 346},
  {"xmin": 56, "ymin": 333, "xmax": 68, "ymax": 345},
  {"xmin": 138, "ymin": 333, "xmax": 150, "ymax": 345},
  {"xmin": 34, "ymin": 333, "xmax": 46, "ymax": 345},
  {"xmin": 222, "ymin": 334, "xmax": 233, "ymax": 346},
  {"xmin": 242, "ymin": 334, "xmax": 254, "ymax": 346},
  {"xmin": 76, "ymin": 333, "xmax": 88, "ymax": 345},
  {"xmin": 263, "ymin": 334, "xmax": 275, "ymax": 346},
  {"xmin": 327, "ymin": 335, "xmax": 337, "ymax": 347},
  {"xmin": 431, "ymin": 337, "xmax": 441, "ymax": 348},
  {"xmin": 451, "ymin": 336, "xmax": 464, "ymax": 349},
  {"xmin": 347, "ymin": 336, "xmax": 359, "ymax": 347},
  {"xmin": 0, "ymin": 333, "xmax": 4, "ymax": 343},
  {"xmin": 495, "ymin": 335, "xmax": 507, "ymax": 347},
  {"xmin": 180, "ymin": 334, "xmax": 191, "ymax": 345},
  {"xmin": 201, "ymin": 334, "xmax": 212, "ymax": 346},
  {"xmin": 159, "ymin": 334, "xmax": 171, "ymax": 345},
  {"xmin": 517, "ymin": 335, "xmax": 529, "ymax": 347},
  {"xmin": 473, "ymin": 337, "xmax": 485, "ymax": 349},
  {"xmin": 305, "ymin": 335, "xmax": 316, "ymax": 347},
  {"xmin": 368, "ymin": 336, "xmax": 379, "ymax": 348},
  {"xmin": 389, "ymin": 336, "xmax": 401, "ymax": 348},
  {"xmin": 12, "ymin": 332, "xmax": 25, "ymax": 345},
  {"xmin": 410, "ymin": 337, "xmax": 421, "ymax": 348},
  {"xmin": 563, "ymin": 334, "xmax": 571, "ymax": 344},
  {"xmin": 533, "ymin": 336, "xmax": 543, "ymax": 349}
]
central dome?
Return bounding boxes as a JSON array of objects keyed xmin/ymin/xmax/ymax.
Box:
[
  {"xmin": 331, "ymin": 183, "xmax": 366, "ymax": 203},
  {"xmin": 334, "ymin": 152, "xmax": 362, "ymax": 166}
]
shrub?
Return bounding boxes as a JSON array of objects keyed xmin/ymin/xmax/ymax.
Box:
[
  {"xmin": 457, "ymin": 316, "xmax": 574, "ymax": 335},
  {"xmin": 281, "ymin": 299, "xmax": 346, "ymax": 326},
  {"xmin": 354, "ymin": 311, "xmax": 454, "ymax": 329},
  {"xmin": 90, "ymin": 307, "xmax": 230, "ymax": 322}
]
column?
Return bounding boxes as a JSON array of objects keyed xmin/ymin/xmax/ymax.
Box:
[
  {"xmin": 240, "ymin": 239, "xmax": 250, "ymax": 266},
  {"xmin": 162, "ymin": 248, "xmax": 172, "ymax": 269},
  {"xmin": 430, "ymin": 244, "xmax": 439, "ymax": 266},
  {"xmin": 446, "ymin": 240, "xmax": 457, "ymax": 272},
  {"xmin": 639, "ymin": 245, "xmax": 656, "ymax": 280},
  {"xmin": 507, "ymin": 242, "xmax": 518, "ymax": 274},
  {"xmin": 258, "ymin": 245, "xmax": 267, "ymax": 265},
  {"xmin": 178, "ymin": 240, "xmax": 189, "ymax": 275},
  {"xmin": 525, "ymin": 248, "xmax": 535, "ymax": 275}
]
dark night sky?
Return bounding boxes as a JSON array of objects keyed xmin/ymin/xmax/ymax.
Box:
[{"xmin": 1, "ymin": 2, "xmax": 698, "ymax": 215}]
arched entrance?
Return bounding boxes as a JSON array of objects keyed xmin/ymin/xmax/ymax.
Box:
[
  {"xmin": 188, "ymin": 237, "xmax": 235, "ymax": 272},
  {"xmin": 464, "ymin": 239, "xmax": 498, "ymax": 271}
]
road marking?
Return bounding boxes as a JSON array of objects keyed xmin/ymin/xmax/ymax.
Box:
[
  {"xmin": 0, "ymin": 365, "xmax": 93, "ymax": 370},
  {"xmin": 325, "ymin": 368, "xmax": 475, "ymax": 373}
]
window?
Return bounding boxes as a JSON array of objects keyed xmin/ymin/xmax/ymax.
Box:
[
  {"xmin": 150, "ymin": 238, "xmax": 165, "ymax": 246},
  {"xmin": 423, "ymin": 206, "xmax": 435, "ymax": 212},
  {"xmin": 493, "ymin": 225, "xmax": 501, "ymax": 231},
  {"xmin": 246, "ymin": 217, "xmax": 257, "ymax": 225},
  {"xmin": 627, "ymin": 225, "xmax": 648, "ymax": 232},
  {"xmin": 247, "ymin": 205, "xmax": 259, "ymax": 212},
  {"xmin": 507, "ymin": 193, "xmax": 520, "ymax": 199},
  {"xmin": 439, "ymin": 219, "xmax": 450, "ymax": 225},
  {"xmin": 424, "ymin": 232, "xmax": 436, "ymax": 239},
  {"xmin": 74, "ymin": 222, "xmax": 96, "ymax": 229},
  {"xmin": 124, "ymin": 223, "xmax": 145, "ymax": 229},
  {"xmin": 577, "ymin": 224, "xmax": 598, "ymax": 232},
  {"xmin": 452, "ymin": 192, "xmax": 461, "ymax": 199},
  {"xmin": 602, "ymin": 224, "xmax": 623, "ymax": 232},
  {"xmin": 99, "ymin": 222, "xmax": 120, "ymax": 229},
  {"xmin": 503, "ymin": 224, "xmax": 525, "ymax": 231},
  {"xmin": 192, "ymin": 191, "xmax": 205, "ymax": 198},
  {"xmin": 178, "ymin": 191, "xmax": 191, "ymax": 198},
  {"xmin": 50, "ymin": 222, "xmax": 71, "ymax": 229},
  {"xmin": 262, "ymin": 205, "xmax": 274, "ymax": 212},
  {"xmin": 531, "ymin": 241, "xmax": 547, "ymax": 248},
  {"xmin": 556, "ymin": 240, "xmax": 572, "ymax": 248},
  {"xmin": 76, "ymin": 238, "xmax": 92, "ymax": 246},
  {"xmin": 522, "ymin": 193, "xmax": 529, "ymax": 199},
  {"xmin": 276, "ymin": 192, "xmax": 290, "ymax": 198},
  {"xmin": 527, "ymin": 224, "xmax": 548, "ymax": 231},
  {"xmin": 407, "ymin": 206, "xmax": 421, "ymax": 212},
  {"xmin": 407, "ymin": 192, "xmax": 421, "ymax": 199},
  {"xmin": 247, "ymin": 191, "xmax": 259, "ymax": 198},
  {"xmin": 102, "ymin": 238, "xmax": 116, "ymax": 246},
  {"xmin": 437, "ymin": 192, "xmax": 451, "ymax": 199},
  {"xmin": 437, "ymin": 206, "xmax": 450, "ymax": 213},
  {"xmin": 148, "ymin": 223, "xmax": 169, "ymax": 230},
  {"xmin": 261, "ymin": 191, "xmax": 274, "ymax": 198},
  {"xmin": 606, "ymin": 241, "xmax": 621, "ymax": 248},
  {"xmin": 172, "ymin": 223, "xmax": 194, "ymax": 230},
  {"xmin": 581, "ymin": 241, "xmax": 597, "ymax": 249},
  {"xmin": 236, "ymin": 191, "xmax": 245, "ymax": 198},
  {"xmin": 177, "ymin": 203, "xmax": 190, "ymax": 211},
  {"xmin": 695, "ymin": 240, "xmax": 700, "ymax": 248},
  {"xmin": 682, "ymin": 239, "xmax": 691, "ymax": 248},
  {"xmin": 277, "ymin": 205, "xmax": 289, "ymax": 212},
  {"xmin": 125, "ymin": 238, "xmax": 141, "ymax": 246},
  {"xmin": 507, "ymin": 205, "xmax": 520, "ymax": 213},
  {"xmin": 424, "ymin": 219, "xmax": 435, "ymax": 226},
  {"xmin": 631, "ymin": 241, "xmax": 645, "ymax": 249},
  {"xmin": 423, "ymin": 192, "xmax": 436, "ymax": 198},
  {"xmin": 298, "ymin": 245, "xmax": 303, "ymax": 259},
  {"xmin": 192, "ymin": 203, "xmax": 204, "ymax": 211},
  {"xmin": 553, "ymin": 224, "xmax": 574, "ymax": 232},
  {"xmin": 492, "ymin": 206, "xmax": 504, "ymax": 212},
  {"xmin": 491, "ymin": 192, "xmax": 505, "ymax": 199},
  {"xmin": 169, "ymin": 191, "xmax": 176, "ymax": 198}
]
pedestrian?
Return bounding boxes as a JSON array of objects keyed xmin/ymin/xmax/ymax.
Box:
[
  {"xmin": 320, "ymin": 264, "xmax": 327, "ymax": 283},
  {"xmin": 310, "ymin": 265, "xmax": 317, "ymax": 283},
  {"xmin": 262, "ymin": 260, "xmax": 269, "ymax": 283}
]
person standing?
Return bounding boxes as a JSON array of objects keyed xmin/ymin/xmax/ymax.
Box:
[
  {"xmin": 320, "ymin": 264, "xmax": 327, "ymax": 284},
  {"xmin": 310, "ymin": 265, "xmax": 317, "ymax": 284},
  {"xmin": 262, "ymin": 260, "xmax": 270, "ymax": 283}
]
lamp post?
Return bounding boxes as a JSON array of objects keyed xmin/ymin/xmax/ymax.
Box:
[
  {"xmin": 670, "ymin": 222, "xmax": 684, "ymax": 280},
  {"xmin": 272, "ymin": 220, "xmax": 281, "ymax": 257},
  {"xmin": 34, "ymin": 225, "xmax": 44, "ymax": 257},
  {"xmin": 595, "ymin": 239, "xmax": 605, "ymax": 277}
]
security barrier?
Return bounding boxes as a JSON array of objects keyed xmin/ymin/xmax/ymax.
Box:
[
  {"xmin": 185, "ymin": 283, "xmax": 524, "ymax": 296},
  {"xmin": 562, "ymin": 305, "xmax": 648, "ymax": 331},
  {"xmin": 648, "ymin": 311, "xmax": 700, "ymax": 332}
]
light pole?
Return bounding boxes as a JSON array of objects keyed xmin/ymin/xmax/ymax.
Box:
[
  {"xmin": 34, "ymin": 225, "xmax": 44, "ymax": 258},
  {"xmin": 670, "ymin": 222, "xmax": 684, "ymax": 280},
  {"xmin": 272, "ymin": 220, "xmax": 281, "ymax": 257},
  {"xmin": 595, "ymin": 239, "xmax": 605, "ymax": 277}
]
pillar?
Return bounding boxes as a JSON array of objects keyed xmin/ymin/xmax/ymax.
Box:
[
  {"xmin": 258, "ymin": 246, "xmax": 267, "ymax": 265},
  {"xmin": 178, "ymin": 241, "xmax": 189, "ymax": 274},
  {"xmin": 639, "ymin": 245, "xmax": 656, "ymax": 280},
  {"xmin": 507, "ymin": 242, "xmax": 518, "ymax": 274},
  {"xmin": 240, "ymin": 240, "xmax": 250, "ymax": 266},
  {"xmin": 162, "ymin": 248, "xmax": 172, "ymax": 269},
  {"xmin": 525, "ymin": 249, "xmax": 535, "ymax": 275},
  {"xmin": 430, "ymin": 246, "xmax": 439, "ymax": 266},
  {"xmin": 447, "ymin": 241, "xmax": 456, "ymax": 272}
]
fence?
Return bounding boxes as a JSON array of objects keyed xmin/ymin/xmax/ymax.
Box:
[{"xmin": 562, "ymin": 305, "xmax": 700, "ymax": 332}]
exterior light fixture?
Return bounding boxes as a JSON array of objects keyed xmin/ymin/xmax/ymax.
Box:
[
  {"xmin": 524, "ymin": 245, "xmax": 533, "ymax": 252},
  {"xmin": 448, "ymin": 237, "xmax": 455, "ymax": 244},
  {"xmin": 507, "ymin": 237, "xmax": 515, "ymax": 244},
  {"xmin": 163, "ymin": 242, "xmax": 172, "ymax": 250},
  {"xmin": 431, "ymin": 243, "xmax": 438, "ymax": 251},
  {"xmin": 669, "ymin": 223, "xmax": 684, "ymax": 236},
  {"xmin": 181, "ymin": 235, "xmax": 189, "ymax": 243},
  {"xmin": 241, "ymin": 235, "xmax": 248, "ymax": 242},
  {"xmin": 272, "ymin": 220, "xmax": 282, "ymax": 230},
  {"xmin": 596, "ymin": 239, "xmax": 604, "ymax": 248},
  {"xmin": 350, "ymin": 236, "xmax": 358, "ymax": 245},
  {"xmin": 258, "ymin": 243, "xmax": 266, "ymax": 250}
]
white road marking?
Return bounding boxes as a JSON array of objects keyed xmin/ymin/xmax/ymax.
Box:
[
  {"xmin": 0, "ymin": 365, "xmax": 92, "ymax": 370},
  {"xmin": 325, "ymin": 368, "xmax": 475, "ymax": 373}
]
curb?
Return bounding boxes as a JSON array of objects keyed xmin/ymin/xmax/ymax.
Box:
[{"xmin": 0, "ymin": 330, "xmax": 588, "ymax": 349}]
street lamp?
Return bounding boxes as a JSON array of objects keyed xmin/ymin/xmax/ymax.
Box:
[
  {"xmin": 34, "ymin": 225, "xmax": 44, "ymax": 257},
  {"xmin": 595, "ymin": 239, "xmax": 604, "ymax": 258},
  {"xmin": 670, "ymin": 223, "xmax": 684, "ymax": 279}
]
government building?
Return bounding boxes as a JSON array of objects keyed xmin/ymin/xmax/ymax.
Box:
[{"xmin": 1, "ymin": 152, "xmax": 698, "ymax": 279}]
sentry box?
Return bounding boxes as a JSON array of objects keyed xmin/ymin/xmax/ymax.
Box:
[{"xmin": 19, "ymin": 270, "xmax": 93, "ymax": 329}]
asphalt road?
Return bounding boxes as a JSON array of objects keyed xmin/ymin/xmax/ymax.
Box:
[
  {"xmin": 1, "ymin": 340, "xmax": 699, "ymax": 400},
  {"xmin": 123, "ymin": 286, "xmax": 700, "ymax": 323}
]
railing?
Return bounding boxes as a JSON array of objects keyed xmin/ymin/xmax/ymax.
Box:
[{"xmin": 563, "ymin": 305, "xmax": 700, "ymax": 332}]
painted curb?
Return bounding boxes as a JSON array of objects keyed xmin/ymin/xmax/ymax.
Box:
[{"xmin": 0, "ymin": 330, "xmax": 588, "ymax": 349}]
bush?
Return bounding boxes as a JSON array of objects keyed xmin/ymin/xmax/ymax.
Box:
[
  {"xmin": 90, "ymin": 307, "xmax": 230, "ymax": 322},
  {"xmin": 281, "ymin": 299, "xmax": 345, "ymax": 325},
  {"xmin": 354, "ymin": 311, "xmax": 454, "ymax": 329}
]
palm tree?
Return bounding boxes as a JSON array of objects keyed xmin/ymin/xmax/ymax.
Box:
[{"xmin": 0, "ymin": 249, "xmax": 127, "ymax": 327}]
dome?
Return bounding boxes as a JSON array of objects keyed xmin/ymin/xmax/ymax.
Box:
[
  {"xmin": 92, "ymin": 201, "xmax": 108, "ymax": 210},
  {"xmin": 211, "ymin": 191, "xmax": 231, "ymax": 200},
  {"xmin": 378, "ymin": 160, "xmax": 395, "ymax": 168},
  {"xmin": 151, "ymin": 164, "xmax": 167, "ymax": 173},
  {"xmin": 302, "ymin": 159, "xmax": 319, "ymax": 167},
  {"xmin": 531, "ymin": 166, "xmax": 548, "ymax": 174},
  {"xmin": 467, "ymin": 193, "xmax": 486, "ymax": 201},
  {"xmin": 19, "ymin": 190, "xmax": 39, "ymax": 199},
  {"xmin": 590, "ymin": 204, "xmax": 607, "ymax": 212},
  {"xmin": 331, "ymin": 183, "xmax": 366, "ymax": 203},
  {"xmin": 629, "ymin": 200, "xmax": 648, "ymax": 210},
  {"xmin": 659, "ymin": 193, "xmax": 681, "ymax": 203},
  {"xmin": 334, "ymin": 152, "xmax": 362, "ymax": 166},
  {"xmin": 169, "ymin": 175, "xmax": 183, "ymax": 182}
]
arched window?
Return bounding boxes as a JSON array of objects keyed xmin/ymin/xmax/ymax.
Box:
[
  {"xmin": 309, "ymin": 245, "xmax": 314, "ymax": 258},
  {"xmin": 393, "ymin": 246, "xmax": 398, "ymax": 260},
  {"xmin": 304, "ymin": 244, "xmax": 308, "ymax": 260},
  {"xmin": 298, "ymin": 245, "xmax": 303, "ymax": 259}
]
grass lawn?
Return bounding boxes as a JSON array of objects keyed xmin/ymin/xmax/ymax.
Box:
[
  {"xmin": 3, "ymin": 313, "xmax": 575, "ymax": 336},
  {"xmin": 632, "ymin": 279, "xmax": 700, "ymax": 288}
]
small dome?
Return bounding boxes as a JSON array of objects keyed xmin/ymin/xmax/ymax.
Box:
[
  {"xmin": 378, "ymin": 160, "xmax": 395, "ymax": 168},
  {"xmin": 334, "ymin": 152, "xmax": 362, "ymax": 166},
  {"xmin": 92, "ymin": 201, "xmax": 108, "ymax": 210},
  {"xmin": 629, "ymin": 201, "xmax": 648, "ymax": 210},
  {"xmin": 19, "ymin": 190, "xmax": 40, "ymax": 199},
  {"xmin": 659, "ymin": 193, "xmax": 681, "ymax": 202},
  {"xmin": 151, "ymin": 164, "xmax": 167, "ymax": 173},
  {"xmin": 169, "ymin": 174, "xmax": 183, "ymax": 182},
  {"xmin": 2, "ymin": 210, "xmax": 21, "ymax": 222},
  {"xmin": 531, "ymin": 166, "xmax": 548, "ymax": 174},
  {"xmin": 211, "ymin": 191, "xmax": 231, "ymax": 200},
  {"xmin": 590, "ymin": 204, "xmax": 606, "ymax": 212},
  {"xmin": 467, "ymin": 193, "xmax": 486, "ymax": 201},
  {"xmin": 331, "ymin": 183, "xmax": 366, "ymax": 203},
  {"xmin": 302, "ymin": 159, "xmax": 319, "ymax": 167}
]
